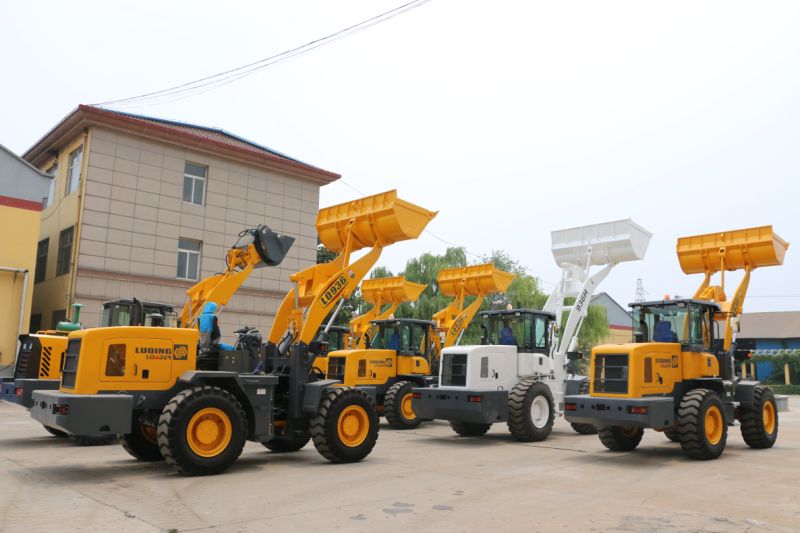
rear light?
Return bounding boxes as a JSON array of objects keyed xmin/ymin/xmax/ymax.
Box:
[
  {"xmin": 746, "ymin": 351, "xmax": 753, "ymax": 359},
  {"xmin": 53, "ymin": 404, "xmax": 69, "ymax": 415},
  {"xmin": 411, "ymin": 392, "xmax": 421, "ymax": 399},
  {"xmin": 467, "ymin": 395, "xmax": 482, "ymax": 403},
  {"xmin": 565, "ymin": 403, "xmax": 577, "ymax": 411},
  {"xmin": 15, "ymin": 388, "xmax": 22, "ymax": 397},
  {"xmin": 628, "ymin": 406, "xmax": 648, "ymax": 415}
]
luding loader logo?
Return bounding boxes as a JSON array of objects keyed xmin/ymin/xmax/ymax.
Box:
[
  {"xmin": 134, "ymin": 344, "xmax": 189, "ymax": 360},
  {"xmin": 173, "ymin": 344, "xmax": 189, "ymax": 360},
  {"xmin": 321, "ymin": 274, "xmax": 348, "ymax": 308}
]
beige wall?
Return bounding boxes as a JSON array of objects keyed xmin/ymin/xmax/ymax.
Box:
[{"xmin": 71, "ymin": 127, "xmax": 320, "ymax": 342}]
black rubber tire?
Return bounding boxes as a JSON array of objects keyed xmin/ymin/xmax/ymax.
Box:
[
  {"xmin": 677, "ymin": 388, "xmax": 727, "ymax": 460},
  {"xmin": 120, "ymin": 422, "xmax": 163, "ymax": 461},
  {"xmin": 311, "ymin": 387, "xmax": 379, "ymax": 463},
  {"xmin": 42, "ymin": 425, "xmax": 68, "ymax": 438},
  {"xmin": 384, "ymin": 381, "xmax": 421, "ymax": 430},
  {"xmin": 663, "ymin": 427, "xmax": 681, "ymax": 442},
  {"xmin": 262, "ymin": 431, "xmax": 311, "ymax": 453},
  {"xmin": 598, "ymin": 426, "xmax": 644, "ymax": 451},
  {"xmin": 507, "ymin": 379, "xmax": 555, "ymax": 442},
  {"xmin": 71, "ymin": 435, "xmax": 117, "ymax": 446},
  {"xmin": 450, "ymin": 421, "xmax": 491, "ymax": 437},
  {"xmin": 740, "ymin": 385, "xmax": 779, "ymax": 449},
  {"xmin": 570, "ymin": 380, "xmax": 598, "ymax": 435},
  {"xmin": 157, "ymin": 386, "xmax": 247, "ymax": 476}
]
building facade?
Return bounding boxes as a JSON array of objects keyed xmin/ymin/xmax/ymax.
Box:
[
  {"xmin": 0, "ymin": 144, "xmax": 52, "ymax": 369},
  {"xmin": 590, "ymin": 292, "xmax": 634, "ymax": 344},
  {"xmin": 24, "ymin": 105, "xmax": 339, "ymax": 342},
  {"xmin": 737, "ymin": 311, "xmax": 800, "ymax": 381}
]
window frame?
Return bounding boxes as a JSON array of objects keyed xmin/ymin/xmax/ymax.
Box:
[
  {"xmin": 44, "ymin": 164, "xmax": 57, "ymax": 208},
  {"xmin": 182, "ymin": 162, "xmax": 207, "ymax": 206},
  {"xmin": 35, "ymin": 238, "xmax": 49, "ymax": 283},
  {"xmin": 65, "ymin": 146, "xmax": 83, "ymax": 196},
  {"xmin": 176, "ymin": 238, "xmax": 202, "ymax": 281},
  {"xmin": 56, "ymin": 226, "xmax": 74, "ymax": 277}
]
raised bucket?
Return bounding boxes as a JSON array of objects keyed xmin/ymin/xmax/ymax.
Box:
[
  {"xmin": 317, "ymin": 190, "xmax": 438, "ymax": 253},
  {"xmin": 361, "ymin": 276, "xmax": 426, "ymax": 305},
  {"xmin": 551, "ymin": 219, "xmax": 652, "ymax": 267},
  {"xmin": 677, "ymin": 225, "xmax": 789, "ymax": 274},
  {"xmin": 437, "ymin": 263, "xmax": 515, "ymax": 297}
]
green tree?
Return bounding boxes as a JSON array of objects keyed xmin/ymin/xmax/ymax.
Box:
[{"xmin": 559, "ymin": 297, "xmax": 610, "ymax": 352}]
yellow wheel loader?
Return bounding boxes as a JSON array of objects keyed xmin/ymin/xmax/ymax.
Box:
[
  {"xmin": 565, "ymin": 226, "xmax": 788, "ymax": 460},
  {"xmin": 31, "ymin": 191, "xmax": 436, "ymax": 475},
  {"xmin": 1, "ymin": 299, "xmax": 174, "ymax": 443},
  {"xmin": 320, "ymin": 263, "xmax": 513, "ymax": 429}
]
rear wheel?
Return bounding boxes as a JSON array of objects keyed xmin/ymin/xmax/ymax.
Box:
[
  {"xmin": 677, "ymin": 388, "xmax": 727, "ymax": 460},
  {"xmin": 740, "ymin": 385, "xmax": 778, "ymax": 449},
  {"xmin": 598, "ymin": 426, "xmax": 644, "ymax": 451},
  {"xmin": 450, "ymin": 421, "xmax": 491, "ymax": 437},
  {"xmin": 384, "ymin": 381, "xmax": 421, "ymax": 429},
  {"xmin": 507, "ymin": 379, "xmax": 554, "ymax": 442},
  {"xmin": 42, "ymin": 425, "xmax": 68, "ymax": 438},
  {"xmin": 570, "ymin": 380, "xmax": 597, "ymax": 435},
  {"xmin": 311, "ymin": 387, "xmax": 379, "ymax": 463},
  {"xmin": 120, "ymin": 421, "xmax": 163, "ymax": 461},
  {"xmin": 262, "ymin": 430, "xmax": 311, "ymax": 453},
  {"xmin": 158, "ymin": 386, "xmax": 247, "ymax": 475}
]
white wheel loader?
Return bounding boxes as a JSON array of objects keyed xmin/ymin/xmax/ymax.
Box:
[{"xmin": 411, "ymin": 219, "xmax": 652, "ymax": 441}]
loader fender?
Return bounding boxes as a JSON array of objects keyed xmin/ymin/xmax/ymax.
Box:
[{"xmin": 302, "ymin": 380, "xmax": 376, "ymax": 415}]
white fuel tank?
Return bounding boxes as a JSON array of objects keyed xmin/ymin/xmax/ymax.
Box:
[{"xmin": 517, "ymin": 352, "xmax": 555, "ymax": 378}]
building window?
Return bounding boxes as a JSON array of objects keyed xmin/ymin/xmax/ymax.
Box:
[
  {"xmin": 35, "ymin": 239, "xmax": 49, "ymax": 283},
  {"xmin": 177, "ymin": 238, "xmax": 201, "ymax": 280},
  {"xmin": 56, "ymin": 227, "xmax": 74, "ymax": 276},
  {"xmin": 65, "ymin": 146, "xmax": 83, "ymax": 195},
  {"xmin": 44, "ymin": 164, "xmax": 57, "ymax": 208},
  {"xmin": 182, "ymin": 162, "xmax": 206, "ymax": 205},
  {"xmin": 29, "ymin": 314, "xmax": 42, "ymax": 333},
  {"xmin": 51, "ymin": 309, "xmax": 66, "ymax": 329}
]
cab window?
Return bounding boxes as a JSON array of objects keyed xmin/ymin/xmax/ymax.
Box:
[{"xmin": 105, "ymin": 344, "xmax": 126, "ymax": 376}]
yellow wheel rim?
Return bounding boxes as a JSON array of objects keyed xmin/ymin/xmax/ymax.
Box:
[
  {"xmin": 704, "ymin": 405, "xmax": 724, "ymax": 445},
  {"xmin": 401, "ymin": 392, "xmax": 416, "ymax": 421},
  {"xmin": 763, "ymin": 400, "xmax": 776, "ymax": 434},
  {"xmin": 186, "ymin": 407, "xmax": 232, "ymax": 458},
  {"xmin": 337, "ymin": 405, "xmax": 369, "ymax": 448}
]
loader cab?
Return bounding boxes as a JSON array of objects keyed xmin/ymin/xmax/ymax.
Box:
[
  {"xmin": 101, "ymin": 299, "xmax": 177, "ymax": 328},
  {"xmin": 478, "ymin": 309, "xmax": 553, "ymax": 356},
  {"xmin": 369, "ymin": 319, "xmax": 434, "ymax": 360},
  {"xmin": 631, "ymin": 299, "xmax": 718, "ymax": 353}
]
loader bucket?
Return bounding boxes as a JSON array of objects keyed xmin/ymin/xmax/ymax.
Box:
[
  {"xmin": 677, "ymin": 225, "xmax": 789, "ymax": 274},
  {"xmin": 437, "ymin": 263, "xmax": 515, "ymax": 297},
  {"xmin": 317, "ymin": 190, "xmax": 438, "ymax": 253},
  {"xmin": 253, "ymin": 225, "xmax": 295, "ymax": 267},
  {"xmin": 551, "ymin": 219, "xmax": 652, "ymax": 267},
  {"xmin": 361, "ymin": 276, "xmax": 426, "ymax": 305}
]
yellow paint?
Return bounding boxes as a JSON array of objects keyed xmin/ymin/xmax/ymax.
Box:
[
  {"xmin": 401, "ymin": 392, "xmax": 415, "ymax": 420},
  {"xmin": 0, "ymin": 204, "xmax": 42, "ymax": 366},
  {"xmin": 30, "ymin": 133, "xmax": 87, "ymax": 329},
  {"xmin": 34, "ymin": 333, "xmax": 68, "ymax": 379},
  {"xmin": 337, "ymin": 404, "xmax": 369, "ymax": 447},
  {"xmin": 763, "ymin": 400, "xmax": 776, "ymax": 434},
  {"xmin": 61, "ymin": 326, "xmax": 199, "ymax": 394},
  {"xmin": 186, "ymin": 407, "xmax": 232, "ymax": 458},
  {"xmin": 705, "ymin": 405, "xmax": 724, "ymax": 445},
  {"xmin": 348, "ymin": 276, "xmax": 426, "ymax": 349}
]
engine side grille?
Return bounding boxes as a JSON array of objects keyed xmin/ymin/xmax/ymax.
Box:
[
  {"xmin": 39, "ymin": 346, "xmax": 52, "ymax": 378},
  {"xmin": 14, "ymin": 336, "xmax": 40, "ymax": 380},
  {"xmin": 60, "ymin": 339, "xmax": 82, "ymax": 389},
  {"xmin": 441, "ymin": 352, "xmax": 467, "ymax": 387},
  {"xmin": 327, "ymin": 356, "xmax": 346, "ymax": 382},
  {"xmin": 593, "ymin": 353, "xmax": 628, "ymax": 394}
]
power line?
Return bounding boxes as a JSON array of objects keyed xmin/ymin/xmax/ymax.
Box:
[{"xmin": 94, "ymin": 0, "xmax": 431, "ymax": 108}]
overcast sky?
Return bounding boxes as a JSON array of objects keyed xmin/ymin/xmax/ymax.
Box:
[{"xmin": 1, "ymin": 1, "xmax": 797, "ymax": 313}]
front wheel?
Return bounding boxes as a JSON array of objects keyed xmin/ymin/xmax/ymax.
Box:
[
  {"xmin": 663, "ymin": 427, "xmax": 681, "ymax": 442},
  {"xmin": 262, "ymin": 430, "xmax": 311, "ymax": 453},
  {"xmin": 507, "ymin": 380, "xmax": 554, "ymax": 442},
  {"xmin": 598, "ymin": 426, "xmax": 644, "ymax": 451},
  {"xmin": 384, "ymin": 381, "xmax": 421, "ymax": 429},
  {"xmin": 311, "ymin": 387, "xmax": 379, "ymax": 463},
  {"xmin": 677, "ymin": 388, "xmax": 727, "ymax": 460},
  {"xmin": 157, "ymin": 386, "xmax": 247, "ymax": 475},
  {"xmin": 450, "ymin": 421, "xmax": 491, "ymax": 437},
  {"xmin": 740, "ymin": 385, "xmax": 778, "ymax": 449}
]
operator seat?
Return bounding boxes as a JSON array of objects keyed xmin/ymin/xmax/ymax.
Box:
[{"xmin": 653, "ymin": 320, "xmax": 678, "ymax": 342}]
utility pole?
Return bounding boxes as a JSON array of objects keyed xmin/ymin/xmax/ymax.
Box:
[{"xmin": 635, "ymin": 278, "xmax": 646, "ymax": 302}]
